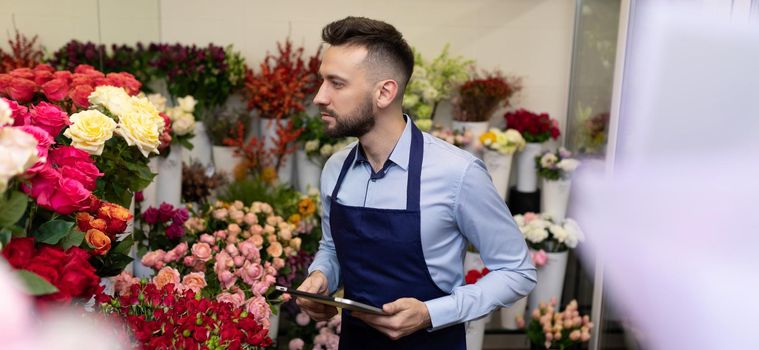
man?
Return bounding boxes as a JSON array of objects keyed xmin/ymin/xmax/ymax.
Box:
[{"xmin": 296, "ymin": 16, "xmax": 536, "ymax": 349}]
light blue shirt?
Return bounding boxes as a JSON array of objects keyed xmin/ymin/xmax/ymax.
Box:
[{"xmin": 309, "ymin": 117, "xmax": 537, "ymax": 330}]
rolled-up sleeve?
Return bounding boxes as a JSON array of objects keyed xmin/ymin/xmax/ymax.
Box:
[{"xmin": 425, "ymin": 159, "xmax": 537, "ymax": 330}]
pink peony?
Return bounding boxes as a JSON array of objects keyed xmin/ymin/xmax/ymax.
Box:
[
  {"xmin": 227, "ymin": 223, "xmax": 242, "ymax": 235},
  {"xmin": 212, "ymin": 208, "xmax": 228, "ymax": 220},
  {"xmin": 214, "ymin": 250, "xmax": 233, "ymax": 275},
  {"xmin": 250, "ymin": 234, "xmax": 264, "ymax": 247},
  {"xmin": 225, "ymin": 243, "xmax": 239, "ymax": 257}
]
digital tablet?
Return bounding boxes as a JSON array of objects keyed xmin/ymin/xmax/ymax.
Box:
[{"xmin": 275, "ymin": 285, "xmax": 388, "ymax": 315}]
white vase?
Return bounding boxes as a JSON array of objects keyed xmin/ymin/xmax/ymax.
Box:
[
  {"xmin": 464, "ymin": 251, "xmax": 485, "ymax": 273},
  {"xmin": 452, "ymin": 120, "xmax": 489, "ymax": 158},
  {"xmin": 296, "ymin": 149, "xmax": 322, "ymax": 193},
  {"xmin": 260, "ymin": 118, "xmax": 294, "ymax": 185},
  {"xmin": 465, "ymin": 313, "xmax": 489, "ymax": 350},
  {"xmin": 482, "ymin": 150, "xmax": 514, "ymax": 201},
  {"xmin": 268, "ymin": 304, "xmax": 280, "ymax": 342},
  {"xmin": 156, "ymin": 144, "xmax": 183, "ymax": 207},
  {"xmin": 500, "ymin": 296, "xmax": 528, "ymax": 330},
  {"xmin": 527, "ymin": 250, "xmax": 569, "ymax": 318},
  {"xmin": 541, "ymin": 179, "xmax": 572, "ymax": 221},
  {"xmin": 516, "ymin": 142, "xmax": 543, "ymax": 192},
  {"xmin": 140, "ymin": 158, "xmax": 159, "ymax": 212},
  {"xmin": 212, "ymin": 145, "xmax": 239, "ymax": 180},
  {"xmin": 183, "ymin": 123, "xmax": 213, "ymax": 167}
]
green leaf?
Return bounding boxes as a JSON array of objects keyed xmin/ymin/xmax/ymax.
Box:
[
  {"xmin": 113, "ymin": 236, "xmax": 134, "ymax": 256},
  {"xmin": 60, "ymin": 229, "xmax": 85, "ymax": 250},
  {"xmin": 34, "ymin": 220, "xmax": 74, "ymax": 245},
  {"xmin": 90, "ymin": 252, "xmax": 133, "ymax": 277},
  {"xmin": 0, "ymin": 228, "xmax": 11, "ymax": 247},
  {"xmin": 16, "ymin": 269, "xmax": 59, "ymax": 296},
  {"xmin": 0, "ymin": 191, "xmax": 28, "ymax": 227}
]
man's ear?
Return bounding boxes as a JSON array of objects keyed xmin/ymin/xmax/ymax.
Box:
[{"xmin": 376, "ymin": 79, "xmax": 399, "ymax": 109}]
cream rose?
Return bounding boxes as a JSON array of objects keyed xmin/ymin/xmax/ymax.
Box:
[
  {"xmin": 64, "ymin": 110, "xmax": 117, "ymax": 155},
  {"xmin": 171, "ymin": 112, "xmax": 195, "ymax": 136},
  {"xmin": 177, "ymin": 95, "xmax": 197, "ymax": 113},
  {"xmin": 152, "ymin": 267, "xmax": 180, "ymax": 289},
  {"xmin": 147, "ymin": 93, "xmax": 167, "ymax": 113},
  {"xmin": 0, "ymin": 98, "xmax": 13, "ymax": 126},
  {"xmin": 114, "ymin": 97, "xmax": 164, "ymax": 157},
  {"xmin": 88, "ymin": 86, "xmax": 132, "ymax": 116},
  {"xmin": 0, "ymin": 128, "xmax": 39, "ymax": 193}
]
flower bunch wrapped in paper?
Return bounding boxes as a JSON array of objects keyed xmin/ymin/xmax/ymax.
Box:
[
  {"xmin": 525, "ymin": 299, "xmax": 593, "ymax": 350},
  {"xmin": 479, "ymin": 127, "xmax": 526, "ymax": 155},
  {"xmin": 430, "ymin": 124, "xmax": 473, "ymax": 148},
  {"xmin": 513, "ymin": 212, "xmax": 584, "ymax": 259},
  {"xmin": 147, "ymin": 93, "xmax": 196, "ymax": 151},
  {"xmin": 535, "ymin": 148, "xmax": 581, "ymax": 181}
]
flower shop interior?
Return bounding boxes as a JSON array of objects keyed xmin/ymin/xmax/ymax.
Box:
[{"xmin": 1, "ymin": 1, "xmax": 758, "ymax": 350}]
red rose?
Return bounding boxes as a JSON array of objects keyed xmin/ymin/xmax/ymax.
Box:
[
  {"xmin": 1, "ymin": 237, "xmax": 36, "ymax": 268},
  {"xmin": 32, "ymin": 245, "xmax": 68, "ymax": 267},
  {"xmin": 8, "ymin": 77, "xmax": 36, "ymax": 103},
  {"xmin": 68, "ymin": 84, "xmax": 94, "ymax": 109},
  {"xmin": 33, "ymin": 69, "xmax": 52, "ymax": 86},
  {"xmin": 73, "ymin": 65, "xmax": 98, "ymax": 74},
  {"xmin": 9, "ymin": 68, "xmax": 34, "ymax": 80},
  {"xmin": 33, "ymin": 64, "xmax": 55, "ymax": 73},
  {"xmin": 25, "ymin": 262, "xmax": 60, "ymax": 285},
  {"xmin": 105, "ymin": 72, "xmax": 141, "ymax": 95},
  {"xmin": 41, "ymin": 78, "xmax": 69, "ymax": 101},
  {"xmin": 52, "ymin": 70, "xmax": 72, "ymax": 81},
  {"xmin": 76, "ymin": 212, "xmax": 95, "ymax": 231},
  {"xmin": 30, "ymin": 101, "xmax": 70, "ymax": 137}
]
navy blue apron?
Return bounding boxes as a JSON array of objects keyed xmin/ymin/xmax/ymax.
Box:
[{"xmin": 330, "ymin": 121, "xmax": 466, "ymax": 350}]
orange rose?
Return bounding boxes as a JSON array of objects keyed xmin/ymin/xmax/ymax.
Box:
[
  {"xmin": 85, "ymin": 229, "xmax": 111, "ymax": 255},
  {"xmin": 288, "ymin": 214, "xmax": 302, "ymax": 225},
  {"xmin": 89, "ymin": 218, "xmax": 107, "ymax": 232},
  {"xmin": 266, "ymin": 242, "xmax": 283, "ymax": 258},
  {"xmin": 298, "ymin": 198, "xmax": 316, "ymax": 217},
  {"xmin": 97, "ymin": 202, "xmax": 133, "ymax": 221},
  {"xmin": 76, "ymin": 212, "xmax": 94, "ymax": 231}
]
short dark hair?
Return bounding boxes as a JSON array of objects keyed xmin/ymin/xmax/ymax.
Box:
[{"xmin": 322, "ymin": 16, "xmax": 414, "ymax": 92}]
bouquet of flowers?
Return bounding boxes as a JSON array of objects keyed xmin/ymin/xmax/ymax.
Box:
[
  {"xmin": 294, "ymin": 113, "xmax": 353, "ymax": 164},
  {"xmin": 504, "ymin": 109, "xmax": 561, "ymax": 143},
  {"xmin": 513, "ymin": 213, "xmax": 584, "ymax": 254},
  {"xmin": 206, "ymin": 106, "xmax": 251, "ymax": 146},
  {"xmin": 133, "ymin": 202, "xmax": 190, "ymax": 254},
  {"xmin": 403, "ymin": 44, "xmax": 473, "ymax": 130},
  {"xmin": 535, "ymin": 148, "xmax": 580, "ymax": 181},
  {"xmin": 244, "ymin": 39, "xmax": 321, "ymax": 120},
  {"xmin": 181, "ymin": 161, "xmax": 227, "ymax": 205},
  {"xmin": 430, "ymin": 124, "xmax": 473, "ymax": 148},
  {"xmin": 479, "ymin": 128, "xmax": 526, "ymax": 155},
  {"xmin": 97, "ymin": 279, "xmax": 273, "ymax": 349},
  {"xmin": 288, "ymin": 313, "xmax": 342, "ymax": 350},
  {"xmin": 526, "ymin": 299, "xmax": 593, "ymax": 350},
  {"xmin": 453, "ymin": 71, "xmax": 521, "ymax": 122}
]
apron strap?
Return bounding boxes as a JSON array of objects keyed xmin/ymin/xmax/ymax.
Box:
[{"xmin": 331, "ymin": 119, "xmax": 425, "ymax": 212}]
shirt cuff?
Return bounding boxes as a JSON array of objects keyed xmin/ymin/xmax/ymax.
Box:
[
  {"xmin": 307, "ymin": 264, "xmax": 339, "ymax": 295},
  {"xmin": 424, "ymin": 295, "xmax": 459, "ymax": 331}
]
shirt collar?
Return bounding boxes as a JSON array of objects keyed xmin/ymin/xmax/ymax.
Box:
[{"xmin": 353, "ymin": 115, "xmax": 412, "ymax": 172}]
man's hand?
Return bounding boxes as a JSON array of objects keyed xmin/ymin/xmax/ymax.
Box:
[
  {"xmin": 352, "ymin": 297, "xmax": 432, "ymax": 340},
  {"xmin": 295, "ymin": 271, "xmax": 338, "ymax": 321}
]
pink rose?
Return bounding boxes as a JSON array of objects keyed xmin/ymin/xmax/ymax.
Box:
[
  {"xmin": 523, "ymin": 212, "xmax": 537, "ymax": 223},
  {"xmin": 233, "ymin": 255, "xmax": 245, "ymax": 267},
  {"xmin": 8, "ymin": 78, "xmax": 36, "ymax": 103},
  {"xmin": 225, "ymin": 243, "xmax": 239, "ymax": 257},
  {"xmin": 141, "ymin": 250, "xmax": 167, "ymax": 269},
  {"xmin": 41, "ymin": 78, "xmax": 69, "ymax": 101},
  {"xmin": 191, "ymin": 242, "xmax": 212, "ymax": 262},
  {"xmin": 229, "ymin": 210, "xmax": 244, "ymax": 224},
  {"xmin": 273, "ymin": 258, "xmax": 285, "ymax": 270},
  {"xmin": 165, "ymin": 242, "xmax": 188, "ymax": 262},
  {"xmin": 295, "ymin": 312, "xmax": 311, "ymax": 326},
  {"xmin": 19, "ymin": 125, "xmax": 53, "ymax": 175},
  {"xmin": 214, "ymin": 250, "xmax": 233, "ymax": 275},
  {"xmin": 216, "ymin": 291, "xmax": 245, "ymax": 308},
  {"xmin": 199, "ymin": 234, "xmax": 216, "ymax": 245},
  {"xmin": 238, "ymin": 241, "xmax": 260, "ymax": 261},
  {"xmin": 29, "ymin": 102, "xmax": 70, "ymax": 137},
  {"xmin": 227, "ymin": 223, "xmax": 241, "ymax": 235},
  {"xmin": 245, "ymin": 296, "xmax": 271, "ymax": 325},
  {"xmin": 49, "ymin": 146, "xmax": 102, "ymax": 191},
  {"xmin": 152, "ymin": 266, "xmax": 180, "ymax": 289},
  {"xmin": 181, "ymin": 272, "xmax": 207, "ymax": 293},
  {"xmin": 250, "ymin": 224, "xmax": 264, "ymax": 235},
  {"xmin": 251, "ymin": 234, "xmax": 264, "ymax": 247},
  {"xmin": 27, "ymin": 166, "xmax": 92, "ymax": 215},
  {"xmin": 218, "ymin": 270, "xmax": 237, "ymax": 290},
  {"xmin": 212, "ymin": 208, "xmax": 228, "ymax": 220},
  {"xmin": 244, "ymin": 213, "xmax": 258, "ymax": 225},
  {"xmin": 112, "ymin": 270, "xmax": 139, "ymax": 296},
  {"xmin": 266, "ymin": 242, "xmax": 283, "ymax": 258},
  {"xmin": 531, "ymin": 249, "xmax": 548, "ymax": 268},
  {"xmin": 240, "ymin": 261, "xmax": 264, "ymax": 285},
  {"xmin": 288, "ymin": 338, "xmax": 305, "ymax": 350}
]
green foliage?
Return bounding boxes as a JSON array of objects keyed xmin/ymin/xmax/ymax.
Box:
[
  {"xmin": 16, "ymin": 269, "xmax": 59, "ymax": 296},
  {"xmin": 219, "ymin": 177, "xmax": 302, "ymax": 218},
  {"xmin": 89, "ymin": 236, "xmax": 134, "ymax": 277},
  {"xmin": 33, "ymin": 220, "xmax": 74, "ymax": 245},
  {"xmin": 0, "ymin": 190, "xmax": 28, "ymax": 227},
  {"xmin": 94, "ymin": 137, "xmax": 156, "ymax": 207}
]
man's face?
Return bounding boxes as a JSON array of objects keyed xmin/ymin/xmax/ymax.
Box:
[{"xmin": 313, "ymin": 45, "xmax": 376, "ymax": 138}]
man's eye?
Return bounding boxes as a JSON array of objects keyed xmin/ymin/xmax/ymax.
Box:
[{"xmin": 332, "ymin": 81, "xmax": 344, "ymax": 88}]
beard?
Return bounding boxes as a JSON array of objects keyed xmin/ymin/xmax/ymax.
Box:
[{"xmin": 322, "ymin": 95, "xmax": 375, "ymax": 138}]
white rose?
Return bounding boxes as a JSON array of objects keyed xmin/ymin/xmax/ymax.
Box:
[
  {"xmin": 0, "ymin": 128, "xmax": 39, "ymax": 193},
  {"xmin": 556, "ymin": 159, "xmax": 580, "ymax": 173},
  {"xmin": 177, "ymin": 96, "xmax": 197, "ymax": 113},
  {"xmin": 172, "ymin": 113, "xmax": 196, "ymax": 136},
  {"xmin": 563, "ymin": 219, "xmax": 584, "ymax": 248},
  {"xmin": 524, "ymin": 226, "xmax": 549, "ymax": 244},
  {"xmin": 540, "ymin": 153, "xmax": 559, "ymax": 168},
  {"xmin": 88, "ymin": 86, "xmax": 132, "ymax": 116},
  {"xmin": 147, "ymin": 93, "xmax": 167, "ymax": 113},
  {"xmin": 304, "ymin": 140, "xmax": 320, "ymax": 152},
  {"xmin": 320, "ymin": 144, "xmax": 333, "ymax": 157},
  {"xmin": 0, "ymin": 99, "xmax": 13, "ymax": 126},
  {"xmin": 550, "ymin": 224, "xmax": 568, "ymax": 243}
]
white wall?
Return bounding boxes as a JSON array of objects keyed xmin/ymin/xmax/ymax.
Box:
[{"xmin": 0, "ymin": 0, "xmax": 574, "ymax": 131}]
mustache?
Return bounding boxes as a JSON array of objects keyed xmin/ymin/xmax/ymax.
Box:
[{"xmin": 319, "ymin": 108, "xmax": 336, "ymax": 117}]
